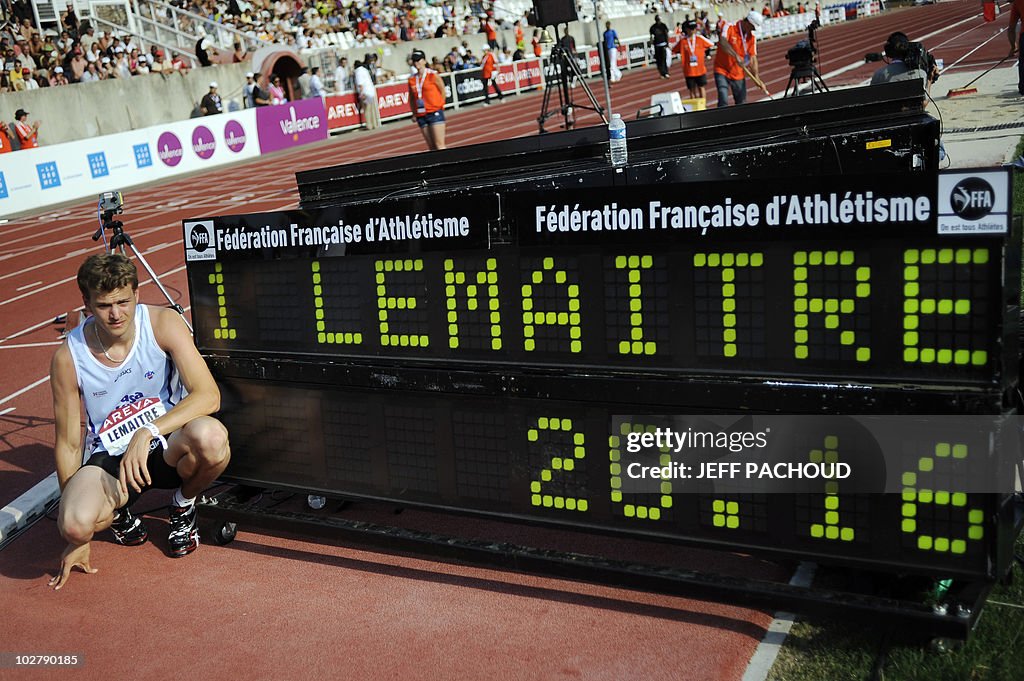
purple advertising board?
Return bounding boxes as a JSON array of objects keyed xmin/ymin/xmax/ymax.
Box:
[{"xmin": 255, "ymin": 98, "xmax": 329, "ymax": 154}]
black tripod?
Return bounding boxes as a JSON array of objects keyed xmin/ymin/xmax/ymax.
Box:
[
  {"xmin": 92, "ymin": 202, "xmax": 193, "ymax": 333},
  {"xmin": 537, "ymin": 24, "xmax": 605, "ymax": 133},
  {"xmin": 784, "ymin": 19, "xmax": 828, "ymax": 97},
  {"xmin": 784, "ymin": 61, "xmax": 828, "ymax": 97}
]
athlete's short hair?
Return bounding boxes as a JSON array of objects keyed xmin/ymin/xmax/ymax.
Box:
[{"xmin": 77, "ymin": 253, "xmax": 138, "ymax": 299}]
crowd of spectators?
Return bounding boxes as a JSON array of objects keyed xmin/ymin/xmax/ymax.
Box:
[
  {"xmin": 164, "ymin": 0, "xmax": 531, "ymax": 50},
  {"xmin": 0, "ymin": 0, "xmax": 745, "ymax": 97},
  {"xmin": 0, "ymin": 6, "xmax": 192, "ymax": 92}
]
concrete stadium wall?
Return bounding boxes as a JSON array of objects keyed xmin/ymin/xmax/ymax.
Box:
[{"xmin": 2, "ymin": 62, "xmax": 251, "ymax": 146}]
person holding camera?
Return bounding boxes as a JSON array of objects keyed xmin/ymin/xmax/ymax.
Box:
[{"xmin": 870, "ymin": 32, "xmax": 935, "ymax": 92}]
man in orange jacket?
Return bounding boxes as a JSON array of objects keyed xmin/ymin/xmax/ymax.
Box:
[
  {"xmin": 13, "ymin": 108, "xmax": 40, "ymax": 149},
  {"xmin": 480, "ymin": 44, "xmax": 504, "ymax": 106},
  {"xmin": 713, "ymin": 11, "xmax": 770, "ymax": 106}
]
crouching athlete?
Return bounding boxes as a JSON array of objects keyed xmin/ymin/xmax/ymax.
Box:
[{"xmin": 49, "ymin": 254, "xmax": 230, "ymax": 590}]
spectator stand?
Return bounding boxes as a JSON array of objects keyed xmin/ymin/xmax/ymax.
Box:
[{"xmin": 130, "ymin": 0, "xmax": 266, "ymax": 55}]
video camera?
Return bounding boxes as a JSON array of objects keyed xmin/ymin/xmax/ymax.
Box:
[
  {"xmin": 786, "ymin": 40, "xmax": 814, "ymax": 70},
  {"xmin": 865, "ymin": 33, "xmax": 939, "ymax": 84},
  {"xmin": 99, "ymin": 190, "xmax": 124, "ymax": 216},
  {"xmin": 785, "ymin": 19, "xmax": 820, "ymax": 71},
  {"xmin": 905, "ymin": 41, "xmax": 939, "ymax": 83}
]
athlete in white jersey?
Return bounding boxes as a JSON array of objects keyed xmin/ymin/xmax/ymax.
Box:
[
  {"xmin": 49, "ymin": 254, "xmax": 230, "ymax": 590},
  {"xmin": 66, "ymin": 303, "xmax": 185, "ymax": 458}
]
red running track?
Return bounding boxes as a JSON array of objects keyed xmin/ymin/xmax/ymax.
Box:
[{"xmin": 0, "ymin": 3, "xmax": 1014, "ymax": 678}]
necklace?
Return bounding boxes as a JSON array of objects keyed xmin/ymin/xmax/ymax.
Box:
[{"xmin": 93, "ymin": 320, "xmax": 133, "ymax": 364}]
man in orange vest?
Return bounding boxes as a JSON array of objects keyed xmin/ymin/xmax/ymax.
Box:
[
  {"xmin": 713, "ymin": 11, "xmax": 770, "ymax": 106},
  {"xmin": 483, "ymin": 13, "xmax": 498, "ymax": 50},
  {"xmin": 408, "ymin": 50, "xmax": 447, "ymax": 150},
  {"xmin": 673, "ymin": 20, "xmax": 714, "ymax": 99},
  {"xmin": 13, "ymin": 108, "xmax": 40, "ymax": 149},
  {"xmin": 480, "ymin": 44, "xmax": 504, "ymax": 105},
  {"xmin": 0, "ymin": 121, "xmax": 13, "ymax": 154}
]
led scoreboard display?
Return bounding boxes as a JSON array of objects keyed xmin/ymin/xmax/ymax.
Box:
[{"xmin": 184, "ymin": 171, "xmax": 1019, "ymax": 580}]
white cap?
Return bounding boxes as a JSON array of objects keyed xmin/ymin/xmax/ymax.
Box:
[
  {"xmin": 745, "ymin": 11, "xmax": 764, "ymax": 29},
  {"xmin": 246, "ymin": 71, "xmax": 254, "ymax": 78},
  {"xmin": 209, "ymin": 81, "xmax": 218, "ymax": 88},
  {"xmin": 54, "ymin": 66, "xmax": 64, "ymax": 73}
]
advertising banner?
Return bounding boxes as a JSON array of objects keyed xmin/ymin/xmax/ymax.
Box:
[
  {"xmin": 628, "ymin": 40, "xmax": 649, "ymax": 68},
  {"xmin": 514, "ymin": 59, "xmax": 543, "ymax": 89},
  {"xmin": 255, "ymin": 98, "xmax": 329, "ymax": 154},
  {"xmin": 326, "ymin": 93, "xmax": 362, "ymax": 130},
  {"xmin": 615, "ymin": 44, "xmax": 628, "ymax": 68},
  {"xmin": 0, "ymin": 109, "xmax": 259, "ymax": 218},
  {"xmin": 584, "ymin": 49, "xmax": 602, "ymax": 77},
  {"xmin": 377, "ymin": 82, "xmax": 411, "ymax": 121},
  {"xmin": 493, "ymin": 64, "xmax": 517, "ymax": 95},
  {"xmin": 441, "ymin": 72, "xmax": 456, "ymax": 107},
  {"xmin": 453, "ymin": 68, "xmax": 486, "ymax": 105}
]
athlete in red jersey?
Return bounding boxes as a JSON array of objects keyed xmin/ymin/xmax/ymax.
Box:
[{"xmin": 408, "ymin": 50, "xmax": 447, "ymax": 150}]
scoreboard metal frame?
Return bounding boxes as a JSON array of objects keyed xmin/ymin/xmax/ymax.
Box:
[{"xmin": 187, "ymin": 81, "xmax": 1022, "ymax": 638}]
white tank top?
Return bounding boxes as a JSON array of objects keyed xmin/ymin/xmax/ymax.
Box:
[{"xmin": 66, "ymin": 304, "xmax": 184, "ymax": 459}]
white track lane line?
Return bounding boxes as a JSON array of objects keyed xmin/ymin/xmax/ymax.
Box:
[{"xmin": 0, "ymin": 376, "xmax": 49, "ymax": 405}]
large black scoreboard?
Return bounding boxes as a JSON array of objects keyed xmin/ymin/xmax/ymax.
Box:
[{"xmin": 184, "ymin": 84, "xmax": 1020, "ymax": 586}]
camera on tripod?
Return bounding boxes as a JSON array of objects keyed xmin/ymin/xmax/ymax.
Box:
[
  {"xmin": 99, "ymin": 190, "xmax": 124, "ymax": 218},
  {"xmin": 786, "ymin": 19, "xmax": 820, "ymax": 70},
  {"xmin": 89, "ymin": 189, "xmax": 193, "ymax": 332},
  {"xmin": 784, "ymin": 19, "xmax": 826, "ymax": 97},
  {"xmin": 786, "ymin": 41, "xmax": 815, "ymax": 70}
]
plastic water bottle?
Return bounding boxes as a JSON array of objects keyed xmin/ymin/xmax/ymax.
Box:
[{"xmin": 608, "ymin": 113, "xmax": 627, "ymax": 167}]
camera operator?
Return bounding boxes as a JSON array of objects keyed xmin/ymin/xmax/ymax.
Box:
[
  {"xmin": 870, "ymin": 32, "xmax": 938, "ymax": 93},
  {"xmin": 870, "ymin": 32, "xmax": 945, "ymax": 160}
]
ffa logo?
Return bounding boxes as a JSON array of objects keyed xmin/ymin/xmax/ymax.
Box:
[{"xmin": 950, "ymin": 177, "xmax": 995, "ymax": 221}]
